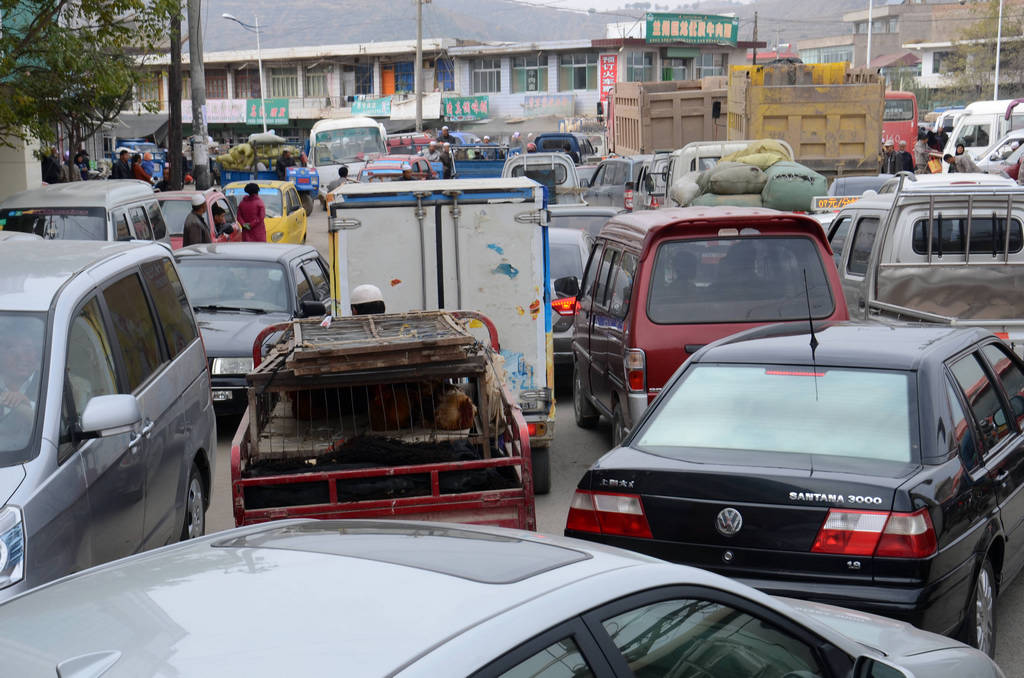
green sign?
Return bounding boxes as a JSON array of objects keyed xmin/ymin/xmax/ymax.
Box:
[
  {"xmin": 246, "ymin": 98, "xmax": 289, "ymax": 126},
  {"xmin": 645, "ymin": 12, "xmax": 739, "ymax": 46},
  {"xmin": 351, "ymin": 96, "xmax": 392, "ymax": 117},
  {"xmin": 443, "ymin": 96, "xmax": 490, "ymax": 122}
]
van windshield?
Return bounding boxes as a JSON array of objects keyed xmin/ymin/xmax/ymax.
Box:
[
  {"xmin": 646, "ymin": 237, "xmax": 835, "ymax": 324},
  {"xmin": 0, "ymin": 313, "xmax": 46, "ymax": 464},
  {"xmin": 313, "ymin": 127, "xmax": 385, "ymax": 165},
  {"xmin": 0, "ymin": 207, "xmax": 107, "ymax": 240}
]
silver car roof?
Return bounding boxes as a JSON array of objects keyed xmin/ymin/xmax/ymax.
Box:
[
  {"xmin": 0, "ymin": 240, "xmax": 157, "ymax": 312},
  {"xmin": 0, "ymin": 180, "xmax": 154, "ymax": 209}
]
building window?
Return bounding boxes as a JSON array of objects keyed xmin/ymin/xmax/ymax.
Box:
[
  {"xmin": 626, "ymin": 51, "xmax": 654, "ymax": 82},
  {"xmin": 394, "ymin": 61, "xmax": 414, "ymax": 93},
  {"xmin": 269, "ymin": 67, "xmax": 298, "ymax": 98},
  {"xmin": 855, "ymin": 22, "xmax": 867, "ymax": 34},
  {"xmin": 662, "ymin": 57, "xmax": 690, "ymax": 81},
  {"xmin": 472, "ymin": 58, "xmax": 501, "ymax": 94},
  {"xmin": 933, "ymin": 51, "xmax": 954, "ymax": 75},
  {"xmin": 511, "ymin": 55, "xmax": 548, "ymax": 92},
  {"xmin": 355, "ymin": 63, "xmax": 373, "ymax": 95},
  {"xmin": 305, "ymin": 67, "xmax": 328, "ymax": 98},
  {"xmin": 205, "ymin": 69, "xmax": 227, "ymax": 99},
  {"xmin": 234, "ymin": 68, "xmax": 261, "ymax": 99},
  {"xmin": 436, "ymin": 58, "xmax": 455, "ymax": 91},
  {"xmin": 888, "ymin": 17, "xmax": 899, "ymax": 32},
  {"xmin": 136, "ymin": 73, "xmax": 162, "ymax": 105},
  {"xmin": 559, "ymin": 52, "xmax": 597, "ymax": 91},
  {"xmin": 697, "ymin": 53, "xmax": 726, "ymax": 78}
]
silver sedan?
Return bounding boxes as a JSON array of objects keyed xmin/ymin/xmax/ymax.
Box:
[{"xmin": 0, "ymin": 520, "xmax": 1005, "ymax": 677}]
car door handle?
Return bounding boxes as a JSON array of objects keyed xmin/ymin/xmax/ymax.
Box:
[{"xmin": 128, "ymin": 419, "xmax": 155, "ymax": 451}]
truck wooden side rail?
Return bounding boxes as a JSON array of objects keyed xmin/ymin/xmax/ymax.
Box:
[{"xmin": 230, "ymin": 311, "xmax": 536, "ymax": 530}]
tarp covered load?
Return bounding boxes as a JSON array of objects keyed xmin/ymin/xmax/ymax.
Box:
[
  {"xmin": 720, "ymin": 140, "xmax": 792, "ymax": 170},
  {"xmin": 216, "ymin": 140, "xmax": 302, "ymax": 171},
  {"xmin": 760, "ymin": 161, "xmax": 828, "ymax": 212},
  {"xmin": 696, "ymin": 161, "xmax": 768, "ymax": 195}
]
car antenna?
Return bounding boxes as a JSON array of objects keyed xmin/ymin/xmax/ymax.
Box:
[{"xmin": 803, "ymin": 269, "xmax": 820, "ymax": 401}]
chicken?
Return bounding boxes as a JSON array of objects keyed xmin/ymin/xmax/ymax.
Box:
[
  {"xmin": 435, "ymin": 388, "xmax": 476, "ymax": 431},
  {"xmin": 369, "ymin": 385, "xmax": 414, "ymax": 431}
]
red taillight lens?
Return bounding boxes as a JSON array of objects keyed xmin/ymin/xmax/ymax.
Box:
[
  {"xmin": 552, "ymin": 296, "xmax": 578, "ymax": 316},
  {"xmin": 566, "ymin": 490, "xmax": 653, "ymax": 538},
  {"xmin": 527, "ymin": 422, "xmax": 537, "ymax": 437},
  {"xmin": 650, "ymin": 197, "xmax": 660, "ymax": 209},
  {"xmin": 811, "ymin": 508, "xmax": 936, "ymax": 558},
  {"xmin": 624, "ymin": 189, "xmax": 634, "ymax": 210},
  {"xmin": 626, "ymin": 349, "xmax": 645, "ymax": 392}
]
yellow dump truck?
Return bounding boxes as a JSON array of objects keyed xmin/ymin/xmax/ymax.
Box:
[{"xmin": 727, "ymin": 62, "xmax": 884, "ymax": 177}]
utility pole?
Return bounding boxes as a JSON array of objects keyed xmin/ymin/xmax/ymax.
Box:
[
  {"xmin": 168, "ymin": 1, "xmax": 183, "ymax": 191},
  {"xmin": 415, "ymin": 0, "xmax": 429, "ymax": 132},
  {"xmin": 187, "ymin": 0, "xmax": 210, "ymax": 189},
  {"xmin": 866, "ymin": 0, "xmax": 873, "ymax": 69},
  {"xmin": 752, "ymin": 12, "xmax": 758, "ymax": 65}
]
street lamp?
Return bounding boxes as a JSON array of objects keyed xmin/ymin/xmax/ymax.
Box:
[
  {"xmin": 222, "ymin": 12, "xmax": 268, "ymax": 133},
  {"xmin": 994, "ymin": 0, "xmax": 1004, "ymax": 99}
]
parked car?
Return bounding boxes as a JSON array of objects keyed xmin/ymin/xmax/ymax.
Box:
[
  {"xmin": 157, "ymin": 189, "xmax": 241, "ymax": 249},
  {"xmin": 173, "ymin": 243, "xmax": 331, "ymax": 416},
  {"xmin": 567, "ymin": 322, "xmax": 1024, "ymax": 657},
  {"xmin": 223, "ymin": 180, "xmax": 308, "ymax": 244},
  {"xmin": 0, "ymin": 180, "xmax": 167, "ymax": 242},
  {"xmin": 572, "ymin": 207, "xmax": 849, "ymax": 445},
  {"xmin": 356, "ymin": 154, "xmax": 439, "ymax": 182},
  {"xmin": 634, "ymin": 152, "xmax": 672, "ymax": 211},
  {"xmin": 547, "ymin": 205, "xmax": 624, "ymax": 238},
  {"xmin": 0, "ymin": 239, "xmax": 215, "ymax": 602},
  {"xmin": 550, "ymin": 227, "xmax": 593, "ymax": 379},
  {"xmin": 584, "ymin": 155, "xmax": 651, "ymax": 210},
  {"xmin": 976, "ymin": 128, "xmax": 1024, "ymax": 179},
  {"xmin": 0, "ymin": 519, "xmax": 1003, "ymax": 677}
]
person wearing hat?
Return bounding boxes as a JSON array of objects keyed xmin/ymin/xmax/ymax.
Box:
[
  {"xmin": 896, "ymin": 140, "xmax": 915, "ymax": 173},
  {"xmin": 182, "ymin": 193, "xmax": 212, "ymax": 247},
  {"xmin": 236, "ymin": 182, "xmax": 267, "ymax": 242},
  {"xmin": 439, "ymin": 142, "xmax": 454, "ymax": 179},
  {"xmin": 881, "ymin": 140, "xmax": 899, "ymax": 174},
  {"xmin": 438, "ymin": 125, "xmax": 457, "ymax": 146},
  {"xmin": 350, "ymin": 284, "xmax": 385, "ymax": 315},
  {"xmin": 421, "ymin": 140, "xmax": 441, "ymax": 163},
  {"xmin": 509, "ymin": 131, "xmax": 524, "ymax": 152},
  {"xmin": 400, "ymin": 162, "xmax": 416, "ymax": 181}
]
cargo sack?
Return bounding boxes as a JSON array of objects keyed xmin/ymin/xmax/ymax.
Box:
[
  {"xmin": 669, "ymin": 178, "xmax": 701, "ymax": 206},
  {"xmin": 689, "ymin": 192, "xmax": 764, "ymax": 208},
  {"xmin": 760, "ymin": 162, "xmax": 827, "ymax": 212},
  {"xmin": 700, "ymin": 162, "xmax": 768, "ymax": 195},
  {"xmin": 721, "ymin": 140, "xmax": 793, "ymax": 170}
]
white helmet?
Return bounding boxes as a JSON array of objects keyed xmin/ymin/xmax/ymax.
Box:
[
  {"xmin": 350, "ymin": 283, "xmax": 383, "ymax": 305},
  {"xmin": 190, "ymin": 193, "xmax": 205, "ymax": 207}
]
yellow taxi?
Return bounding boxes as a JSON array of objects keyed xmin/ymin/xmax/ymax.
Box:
[{"xmin": 223, "ymin": 180, "xmax": 307, "ymax": 244}]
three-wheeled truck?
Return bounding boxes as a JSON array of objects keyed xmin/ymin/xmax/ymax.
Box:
[
  {"xmin": 230, "ymin": 310, "xmax": 536, "ymax": 529},
  {"xmin": 218, "ymin": 132, "xmax": 319, "ymax": 215}
]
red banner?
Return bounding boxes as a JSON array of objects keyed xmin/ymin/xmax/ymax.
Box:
[{"xmin": 599, "ymin": 54, "xmax": 618, "ymax": 107}]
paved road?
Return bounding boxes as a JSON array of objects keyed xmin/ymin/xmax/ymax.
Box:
[{"xmin": 203, "ymin": 204, "xmax": 1024, "ymax": 674}]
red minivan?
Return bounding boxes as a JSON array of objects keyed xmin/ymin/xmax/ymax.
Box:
[{"xmin": 570, "ymin": 207, "xmax": 849, "ymax": 445}]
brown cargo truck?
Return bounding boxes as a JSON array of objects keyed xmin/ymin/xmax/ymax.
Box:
[
  {"xmin": 609, "ymin": 79, "xmax": 727, "ymax": 156},
  {"xmin": 727, "ymin": 63, "xmax": 884, "ymax": 177}
]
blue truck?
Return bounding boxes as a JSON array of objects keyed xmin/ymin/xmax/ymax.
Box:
[{"xmin": 450, "ymin": 144, "xmax": 522, "ymax": 179}]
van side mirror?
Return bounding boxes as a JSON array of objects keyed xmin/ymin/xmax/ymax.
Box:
[
  {"xmin": 79, "ymin": 394, "xmax": 142, "ymax": 438},
  {"xmin": 300, "ymin": 299, "xmax": 327, "ymax": 317},
  {"xmin": 852, "ymin": 656, "xmax": 913, "ymax": 678},
  {"xmin": 553, "ymin": 275, "xmax": 580, "ymax": 298}
]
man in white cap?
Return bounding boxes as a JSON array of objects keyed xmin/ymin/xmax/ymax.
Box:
[
  {"xmin": 439, "ymin": 142, "xmax": 454, "ymax": 179},
  {"xmin": 438, "ymin": 125, "xmax": 457, "ymax": 146},
  {"xmin": 422, "ymin": 140, "xmax": 440, "ymax": 162},
  {"xmin": 182, "ymin": 193, "xmax": 212, "ymax": 246},
  {"xmin": 881, "ymin": 140, "xmax": 899, "ymax": 174},
  {"xmin": 510, "ymin": 130, "xmax": 524, "ymax": 152},
  {"xmin": 400, "ymin": 162, "xmax": 415, "ymax": 181},
  {"xmin": 350, "ymin": 284, "xmax": 385, "ymax": 315}
]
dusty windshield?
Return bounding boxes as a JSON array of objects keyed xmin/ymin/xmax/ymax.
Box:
[
  {"xmin": 0, "ymin": 313, "xmax": 46, "ymax": 464},
  {"xmin": 177, "ymin": 260, "xmax": 291, "ymax": 314},
  {"xmin": 313, "ymin": 127, "xmax": 385, "ymax": 165},
  {"xmin": 0, "ymin": 207, "xmax": 107, "ymax": 240}
]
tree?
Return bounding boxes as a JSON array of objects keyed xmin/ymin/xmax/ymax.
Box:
[{"xmin": 941, "ymin": 0, "xmax": 1024, "ymax": 101}]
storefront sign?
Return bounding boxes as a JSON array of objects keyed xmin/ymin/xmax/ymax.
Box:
[
  {"xmin": 522, "ymin": 94, "xmax": 575, "ymax": 118},
  {"xmin": 181, "ymin": 99, "xmax": 246, "ymax": 124},
  {"xmin": 443, "ymin": 95, "xmax": 489, "ymax": 121},
  {"xmin": 246, "ymin": 98, "xmax": 289, "ymax": 126},
  {"xmin": 645, "ymin": 12, "xmax": 738, "ymax": 46},
  {"xmin": 599, "ymin": 54, "xmax": 618, "ymax": 107},
  {"xmin": 351, "ymin": 96, "xmax": 392, "ymax": 117}
]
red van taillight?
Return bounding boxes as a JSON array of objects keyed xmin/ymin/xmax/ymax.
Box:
[
  {"xmin": 624, "ymin": 188, "xmax": 634, "ymax": 210},
  {"xmin": 650, "ymin": 197, "xmax": 660, "ymax": 209},
  {"xmin": 566, "ymin": 490, "xmax": 653, "ymax": 538},
  {"xmin": 552, "ymin": 296, "xmax": 579, "ymax": 316},
  {"xmin": 626, "ymin": 349, "xmax": 646, "ymax": 392},
  {"xmin": 811, "ymin": 507, "xmax": 936, "ymax": 558}
]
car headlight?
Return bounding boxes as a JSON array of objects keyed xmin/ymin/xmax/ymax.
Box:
[
  {"xmin": 211, "ymin": 357, "xmax": 254, "ymax": 375},
  {"xmin": 0, "ymin": 506, "xmax": 25, "ymax": 589},
  {"xmin": 270, "ymin": 231, "xmax": 284, "ymax": 242}
]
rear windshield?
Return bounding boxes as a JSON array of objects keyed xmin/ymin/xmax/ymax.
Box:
[
  {"xmin": 551, "ymin": 242, "xmax": 584, "ymax": 282},
  {"xmin": 225, "ymin": 188, "xmax": 283, "ymax": 218},
  {"xmin": 884, "ymin": 98, "xmax": 915, "ymax": 122},
  {"xmin": 635, "ymin": 365, "xmax": 916, "ymax": 463},
  {"xmin": 912, "ymin": 216, "xmax": 1023, "ymax": 255},
  {"xmin": 0, "ymin": 207, "xmax": 107, "ymax": 240},
  {"xmin": 647, "ymin": 237, "xmax": 835, "ymax": 324}
]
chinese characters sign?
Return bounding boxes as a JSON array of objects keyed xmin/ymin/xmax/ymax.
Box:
[
  {"xmin": 443, "ymin": 95, "xmax": 489, "ymax": 121},
  {"xmin": 351, "ymin": 96, "xmax": 392, "ymax": 117},
  {"xmin": 246, "ymin": 98, "xmax": 289, "ymax": 126},
  {"xmin": 522, "ymin": 94, "xmax": 575, "ymax": 118},
  {"xmin": 181, "ymin": 99, "xmax": 246, "ymax": 124},
  {"xmin": 811, "ymin": 196, "xmax": 860, "ymax": 211},
  {"xmin": 645, "ymin": 12, "xmax": 738, "ymax": 46},
  {"xmin": 599, "ymin": 54, "xmax": 618, "ymax": 107}
]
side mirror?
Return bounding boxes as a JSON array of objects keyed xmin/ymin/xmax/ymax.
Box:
[
  {"xmin": 625, "ymin": 180, "xmax": 635, "ymax": 191},
  {"xmin": 553, "ymin": 275, "xmax": 580, "ymax": 298},
  {"xmin": 852, "ymin": 656, "xmax": 913, "ymax": 678},
  {"xmin": 79, "ymin": 394, "xmax": 142, "ymax": 438},
  {"xmin": 991, "ymin": 154, "xmax": 1000, "ymax": 161},
  {"xmin": 644, "ymin": 174, "xmax": 656, "ymax": 192},
  {"xmin": 300, "ymin": 299, "xmax": 327, "ymax": 317}
]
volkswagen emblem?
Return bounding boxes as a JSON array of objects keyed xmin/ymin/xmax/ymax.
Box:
[{"xmin": 716, "ymin": 507, "xmax": 743, "ymax": 537}]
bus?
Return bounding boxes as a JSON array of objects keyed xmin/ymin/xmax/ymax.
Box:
[{"xmin": 883, "ymin": 91, "xmax": 918, "ymax": 149}]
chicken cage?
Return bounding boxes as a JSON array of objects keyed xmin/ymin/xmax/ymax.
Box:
[{"xmin": 230, "ymin": 311, "xmax": 536, "ymax": 529}]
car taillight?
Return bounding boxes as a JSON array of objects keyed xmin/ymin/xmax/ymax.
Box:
[
  {"xmin": 624, "ymin": 188, "xmax": 634, "ymax": 210},
  {"xmin": 566, "ymin": 490, "xmax": 653, "ymax": 538},
  {"xmin": 551, "ymin": 296, "xmax": 578, "ymax": 316},
  {"xmin": 650, "ymin": 197, "xmax": 660, "ymax": 209},
  {"xmin": 811, "ymin": 508, "xmax": 936, "ymax": 558},
  {"xmin": 626, "ymin": 349, "xmax": 645, "ymax": 392}
]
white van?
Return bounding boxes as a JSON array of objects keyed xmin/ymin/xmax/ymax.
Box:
[{"xmin": 943, "ymin": 99, "xmax": 1024, "ymax": 159}]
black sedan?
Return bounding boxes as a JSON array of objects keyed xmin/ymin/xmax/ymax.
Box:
[
  {"xmin": 566, "ymin": 322, "xmax": 1024, "ymax": 657},
  {"xmin": 174, "ymin": 243, "xmax": 332, "ymax": 415}
]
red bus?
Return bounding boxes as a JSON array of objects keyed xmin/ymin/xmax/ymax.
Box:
[{"xmin": 883, "ymin": 91, "xmax": 919, "ymax": 148}]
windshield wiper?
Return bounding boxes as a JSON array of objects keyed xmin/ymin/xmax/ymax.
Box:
[{"xmin": 193, "ymin": 304, "xmax": 268, "ymax": 314}]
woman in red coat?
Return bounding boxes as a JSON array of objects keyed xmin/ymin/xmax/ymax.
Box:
[{"xmin": 236, "ymin": 182, "xmax": 267, "ymax": 243}]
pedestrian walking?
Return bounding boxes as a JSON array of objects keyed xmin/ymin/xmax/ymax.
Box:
[
  {"xmin": 73, "ymin": 151, "xmax": 90, "ymax": 181},
  {"xmin": 131, "ymin": 154, "xmax": 153, "ymax": 183},
  {"xmin": 914, "ymin": 136, "xmax": 930, "ymax": 174},
  {"xmin": 881, "ymin": 140, "xmax": 899, "ymax": 174},
  {"xmin": 40, "ymin": 147, "xmax": 62, "ymax": 184},
  {"xmin": 182, "ymin": 194, "xmax": 212, "ymax": 246},
  {"xmin": 236, "ymin": 182, "xmax": 267, "ymax": 243},
  {"xmin": 111, "ymin": 149, "xmax": 132, "ymax": 179},
  {"xmin": 897, "ymin": 140, "xmax": 915, "ymax": 172}
]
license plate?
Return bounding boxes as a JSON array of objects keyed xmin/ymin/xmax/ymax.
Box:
[{"xmin": 212, "ymin": 390, "xmax": 233, "ymax": 402}]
